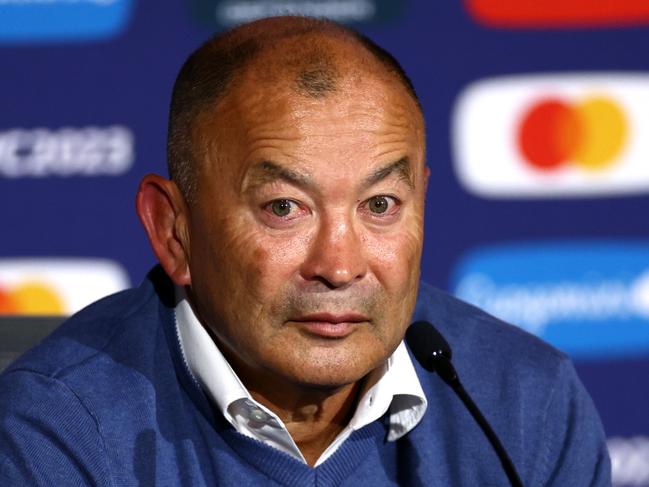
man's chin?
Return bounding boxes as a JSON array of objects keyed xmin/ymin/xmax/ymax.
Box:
[
  {"xmin": 287, "ymin": 371, "xmax": 368, "ymax": 392},
  {"xmin": 277, "ymin": 353, "xmax": 381, "ymax": 391},
  {"xmin": 276, "ymin": 328, "xmax": 397, "ymax": 388}
]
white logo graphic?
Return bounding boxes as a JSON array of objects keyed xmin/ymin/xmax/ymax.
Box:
[
  {"xmin": 216, "ymin": 1, "xmax": 376, "ymax": 24},
  {"xmin": 455, "ymin": 270, "xmax": 649, "ymax": 335},
  {"xmin": 609, "ymin": 436, "xmax": 649, "ymax": 486},
  {"xmin": 0, "ymin": 125, "xmax": 134, "ymax": 178}
]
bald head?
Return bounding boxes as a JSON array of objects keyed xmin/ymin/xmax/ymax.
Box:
[{"xmin": 167, "ymin": 16, "xmax": 422, "ymax": 202}]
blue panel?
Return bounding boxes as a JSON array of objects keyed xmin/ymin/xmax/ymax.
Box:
[
  {"xmin": 0, "ymin": 0, "xmax": 134, "ymax": 43},
  {"xmin": 451, "ymin": 241, "xmax": 649, "ymax": 360},
  {"xmin": 0, "ymin": 0, "xmax": 648, "ymax": 475}
]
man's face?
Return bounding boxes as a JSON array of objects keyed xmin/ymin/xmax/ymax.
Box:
[{"xmin": 185, "ymin": 63, "xmax": 427, "ymax": 390}]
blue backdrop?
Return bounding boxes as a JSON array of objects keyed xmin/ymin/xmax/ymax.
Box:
[{"xmin": 1, "ymin": 1, "xmax": 647, "ymax": 484}]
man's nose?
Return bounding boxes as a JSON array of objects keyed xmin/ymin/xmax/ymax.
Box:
[{"xmin": 300, "ymin": 216, "xmax": 367, "ymax": 289}]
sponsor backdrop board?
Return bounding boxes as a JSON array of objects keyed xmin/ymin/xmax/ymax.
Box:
[{"xmin": 1, "ymin": 0, "xmax": 647, "ymax": 484}]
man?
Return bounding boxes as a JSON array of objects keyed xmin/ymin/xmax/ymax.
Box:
[{"xmin": 0, "ymin": 16, "xmax": 610, "ymax": 486}]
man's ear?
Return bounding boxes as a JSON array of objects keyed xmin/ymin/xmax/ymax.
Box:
[{"xmin": 136, "ymin": 173, "xmax": 191, "ymax": 286}]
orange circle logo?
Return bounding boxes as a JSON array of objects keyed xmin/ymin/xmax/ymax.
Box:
[
  {"xmin": 517, "ymin": 95, "xmax": 628, "ymax": 171},
  {"xmin": 0, "ymin": 282, "xmax": 65, "ymax": 315}
]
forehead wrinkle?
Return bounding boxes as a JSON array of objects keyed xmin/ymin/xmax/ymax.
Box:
[
  {"xmin": 363, "ymin": 157, "xmax": 413, "ymax": 190},
  {"xmin": 242, "ymin": 160, "xmax": 313, "ymax": 193}
]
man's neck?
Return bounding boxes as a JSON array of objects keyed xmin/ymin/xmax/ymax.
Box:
[
  {"xmin": 221, "ymin": 347, "xmax": 365, "ymax": 466},
  {"xmin": 248, "ymin": 379, "xmax": 363, "ymax": 466}
]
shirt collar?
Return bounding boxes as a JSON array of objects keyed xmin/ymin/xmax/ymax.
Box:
[
  {"xmin": 174, "ymin": 288, "xmax": 252, "ymax": 424},
  {"xmin": 174, "ymin": 286, "xmax": 427, "ymax": 454}
]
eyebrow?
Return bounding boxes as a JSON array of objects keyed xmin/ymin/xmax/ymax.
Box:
[
  {"xmin": 363, "ymin": 157, "xmax": 413, "ymax": 190},
  {"xmin": 243, "ymin": 160, "xmax": 313, "ymax": 192},
  {"xmin": 242, "ymin": 156, "xmax": 413, "ymax": 193}
]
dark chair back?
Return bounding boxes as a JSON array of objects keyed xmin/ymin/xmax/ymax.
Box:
[{"xmin": 0, "ymin": 317, "xmax": 64, "ymax": 372}]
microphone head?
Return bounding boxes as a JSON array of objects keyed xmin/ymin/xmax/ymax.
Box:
[{"xmin": 406, "ymin": 320, "xmax": 453, "ymax": 372}]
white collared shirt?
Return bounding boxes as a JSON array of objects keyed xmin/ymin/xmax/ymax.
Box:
[{"xmin": 174, "ymin": 287, "xmax": 427, "ymax": 466}]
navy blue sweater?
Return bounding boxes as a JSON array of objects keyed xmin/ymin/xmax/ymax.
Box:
[{"xmin": 0, "ymin": 267, "xmax": 610, "ymax": 486}]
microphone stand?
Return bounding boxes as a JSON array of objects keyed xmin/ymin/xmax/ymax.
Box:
[
  {"xmin": 434, "ymin": 355, "xmax": 524, "ymax": 487},
  {"xmin": 407, "ymin": 321, "xmax": 525, "ymax": 487}
]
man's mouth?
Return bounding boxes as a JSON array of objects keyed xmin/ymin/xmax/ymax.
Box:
[{"xmin": 289, "ymin": 312, "xmax": 370, "ymax": 338}]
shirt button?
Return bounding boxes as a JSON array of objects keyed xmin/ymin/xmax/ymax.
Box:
[{"xmin": 249, "ymin": 409, "xmax": 267, "ymax": 423}]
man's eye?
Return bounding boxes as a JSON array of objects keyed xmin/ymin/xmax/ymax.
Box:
[
  {"xmin": 366, "ymin": 195, "xmax": 396, "ymax": 214},
  {"xmin": 270, "ymin": 199, "xmax": 296, "ymax": 217}
]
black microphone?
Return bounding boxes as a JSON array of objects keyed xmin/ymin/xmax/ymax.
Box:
[{"xmin": 406, "ymin": 320, "xmax": 525, "ymax": 487}]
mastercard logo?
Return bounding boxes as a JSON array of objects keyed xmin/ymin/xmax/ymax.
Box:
[
  {"xmin": 517, "ymin": 95, "xmax": 628, "ymax": 171},
  {"xmin": 0, "ymin": 282, "xmax": 65, "ymax": 315},
  {"xmin": 452, "ymin": 74, "xmax": 649, "ymax": 198}
]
